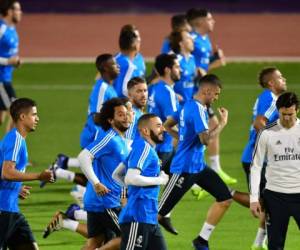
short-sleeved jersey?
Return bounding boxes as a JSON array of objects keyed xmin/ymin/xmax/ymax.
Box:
[
  {"xmin": 0, "ymin": 20, "xmax": 19, "ymax": 83},
  {"xmin": 83, "ymin": 128, "xmax": 129, "ymax": 212},
  {"xmin": 119, "ymin": 138, "xmax": 161, "ymax": 225},
  {"xmin": 147, "ymin": 81, "xmax": 179, "ymax": 153},
  {"xmin": 160, "ymin": 38, "xmax": 172, "ymax": 54},
  {"xmin": 170, "ymin": 100, "xmax": 208, "ymax": 174},
  {"xmin": 190, "ymin": 31, "xmax": 212, "ymax": 72},
  {"xmin": 174, "ymin": 54, "xmax": 197, "ymax": 102},
  {"xmin": 241, "ymin": 89, "xmax": 278, "ymax": 163},
  {"xmin": 80, "ymin": 79, "xmax": 117, "ymax": 148},
  {"xmin": 125, "ymin": 105, "xmax": 143, "ymax": 142},
  {"xmin": 113, "ymin": 52, "xmax": 146, "ymax": 97},
  {"xmin": 0, "ymin": 128, "xmax": 28, "ymax": 212}
]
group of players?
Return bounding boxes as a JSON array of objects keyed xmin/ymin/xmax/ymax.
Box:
[{"xmin": 0, "ymin": 1, "xmax": 299, "ymax": 250}]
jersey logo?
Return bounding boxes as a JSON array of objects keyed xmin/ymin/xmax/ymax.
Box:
[
  {"xmin": 176, "ymin": 177, "xmax": 185, "ymax": 188},
  {"xmin": 135, "ymin": 235, "xmax": 143, "ymax": 248},
  {"xmin": 276, "ymin": 140, "xmax": 282, "ymax": 145}
]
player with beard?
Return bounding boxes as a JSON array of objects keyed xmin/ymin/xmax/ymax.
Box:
[
  {"xmin": 0, "ymin": 0, "xmax": 22, "ymax": 132},
  {"xmin": 77, "ymin": 98, "xmax": 131, "ymax": 250},
  {"xmin": 118, "ymin": 113, "xmax": 169, "ymax": 250},
  {"xmin": 125, "ymin": 77, "xmax": 148, "ymax": 142}
]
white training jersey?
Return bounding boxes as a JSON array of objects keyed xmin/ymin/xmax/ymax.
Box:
[{"xmin": 250, "ymin": 118, "xmax": 300, "ymax": 202}]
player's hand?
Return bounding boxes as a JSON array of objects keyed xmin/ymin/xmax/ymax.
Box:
[
  {"xmin": 38, "ymin": 169, "xmax": 55, "ymax": 183},
  {"xmin": 217, "ymin": 49, "xmax": 226, "ymax": 66},
  {"xmin": 250, "ymin": 202, "xmax": 262, "ymax": 218},
  {"xmin": 218, "ymin": 107, "xmax": 228, "ymax": 127},
  {"xmin": 159, "ymin": 171, "xmax": 169, "ymax": 185},
  {"xmin": 8, "ymin": 56, "xmax": 21, "ymax": 67},
  {"xmin": 197, "ymin": 67, "xmax": 207, "ymax": 77},
  {"xmin": 94, "ymin": 182, "xmax": 110, "ymax": 196},
  {"xmin": 19, "ymin": 185, "xmax": 32, "ymax": 199}
]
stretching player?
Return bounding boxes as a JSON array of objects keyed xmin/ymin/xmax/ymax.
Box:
[
  {"xmin": 159, "ymin": 74, "xmax": 232, "ymax": 250},
  {"xmin": 0, "ymin": 98, "xmax": 53, "ymax": 249}
]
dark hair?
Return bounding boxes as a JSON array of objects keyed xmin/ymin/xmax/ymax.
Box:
[
  {"xmin": 197, "ymin": 74, "xmax": 222, "ymax": 89},
  {"xmin": 258, "ymin": 67, "xmax": 278, "ymax": 88},
  {"xmin": 171, "ymin": 14, "xmax": 188, "ymax": 31},
  {"xmin": 10, "ymin": 98, "xmax": 36, "ymax": 122},
  {"xmin": 119, "ymin": 24, "xmax": 138, "ymax": 51},
  {"xmin": 0, "ymin": 0, "xmax": 18, "ymax": 16},
  {"xmin": 169, "ymin": 31, "xmax": 183, "ymax": 54},
  {"xmin": 127, "ymin": 77, "xmax": 146, "ymax": 90},
  {"xmin": 276, "ymin": 92, "xmax": 299, "ymax": 110},
  {"xmin": 138, "ymin": 113, "xmax": 158, "ymax": 129},
  {"xmin": 94, "ymin": 98, "xmax": 127, "ymax": 131},
  {"xmin": 154, "ymin": 53, "xmax": 177, "ymax": 76},
  {"xmin": 186, "ymin": 8, "xmax": 208, "ymax": 23},
  {"xmin": 95, "ymin": 53, "xmax": 113, "ymax": 74}
]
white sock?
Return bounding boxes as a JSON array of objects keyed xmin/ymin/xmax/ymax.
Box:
[
  {"xmin": 253, "ymin": 227, "xmax": 266, "ymax": 246},
  {"xmin": 209, "ymin": 155, "xmax": 221, "ymax": 172},
  {"xmin": 62, "ymin": 219, "xmax": 79, "ymax": 232},
  {"xmin": 192, "ymin": 184, "xmax": 201, "ymax": 189},
  {"xmin": 74, "ymin": 209, "xmax": 87, "ymax": 221},
  {"xmin": 164, "ymin": 212, "xmax": 171, "ymax": 218},
  {"xmin": 67, "ymin": 158, "xmax": 81, "ymax": 168},
  {"xmin": 199, "ymin": 222, "xmax": 215, "ymax": 241},
  {"xmin": 55, "ymin": 168, "xmax": 75, "ymax": 182}
]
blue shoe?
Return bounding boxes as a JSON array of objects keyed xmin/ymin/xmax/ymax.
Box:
[
  {"xmin": 40, "ymin": 163, "xmax": 57, "ymax": 188},
  {"xmin": 192, "ymin": 237, "xmax": 209, "ymax": 250},
  {"xmin": 55, "ymin": 154, "xmax": 69, "ymax": 169},
  {"xmin": 65, "ymin": 203, "xmax": 80, "ymax": 220}
]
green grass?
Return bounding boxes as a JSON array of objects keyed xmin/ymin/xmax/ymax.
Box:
[{"xmin": 6, "ymin": 62, "xmax": 300, "ymax": 249}]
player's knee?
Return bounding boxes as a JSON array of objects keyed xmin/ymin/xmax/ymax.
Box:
[{"xmin": 218, "ymin": 199, "xmax": 232, "ymax": 209}]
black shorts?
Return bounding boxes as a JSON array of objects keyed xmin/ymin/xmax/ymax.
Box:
[
  {"xmin": 263, "ymin": 190, "xmax": 300, "ymax": 249},
  {"xmin": 0, "ymin": 82, "xmax": 16, "ymax": 111},
  {"xmin": 120, "ymin": 222, "xmax": 167, "ymax": 250},
  {"xmin": 87, "ymin": 207, "xmax": 121, "ymax": 238},
  {"xmin": 242, "ymin": 162, "xmax": 267, "ymax": 196},
  {"xmin": 0, "ymin": 211, "xmax": 35, "ymax": 249},
  {"xmin": 158, "ymin": 150, "xmax": 175, "ymax": 175},
  {"xmin": 158, "ymin": 167, "xmax": 231, "ymax": 216}
]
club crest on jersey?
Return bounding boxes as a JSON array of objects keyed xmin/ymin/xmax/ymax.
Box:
[{"xmin": 176, "ymin": 177, "xmax": 185, "ymax": 188}]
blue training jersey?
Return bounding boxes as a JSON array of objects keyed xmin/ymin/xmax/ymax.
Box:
[
  {"xmin": 119, "ymin": 137, "xmax": 161, "ymax": 224},
  {"xmin": 160, "ymin": 38, "xmax": 172, "ymax": 54},
  {"xmin": 113, "ymin": 52, "xmax": 146, "ymax": 97},
  {"xmin": 174, "ymin": 54, "xmax": 197, "ymax": 103},
  {"xmin": 241, "ymin": 89, "xmax": 279, "ymax": 163},
  {"xmin": 125, "ymin": 105, "xmax": 143, "ymax": 142},
  {"xmin": 170, "ymin": 100, "xmax": 208, "ymax": 174},
  {"xmin": 0, "ymin": 128, "xmax": 28, "ymax": 212},
  {"xmin": 190, "ymin": 31, "xmax": 212, "ymax": 72},
  {"xmin": 80, "ymin": 79, "xmax": 117, "ymax": 148},
  {"xmin": 83, "ymin": 128, "xmax": 129, "ymax": 212},
  {"xmin": 0, "ymin": 20, "xmax": 19, "ymax": 83},
  {"xmin": 147, "ymin": 81, "xmax": 179, "ymax": 153}
]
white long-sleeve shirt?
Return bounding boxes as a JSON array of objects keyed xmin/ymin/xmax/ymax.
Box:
[{"xmin": 250, "ymin": 119, "xmax": 300, "ymax": 202}]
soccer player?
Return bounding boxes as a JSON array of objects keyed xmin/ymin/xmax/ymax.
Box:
[
  {"xmin": 77, "ymin": 98, "xmax": 130, "ymax": 250},
  {"xmin": 241, "ymin": 67, "xmax": 287, "ymax": 250},
  {"xmin": 0, "ymin": 0, "xmax": 22, "ymax": 132},
  {"xmin": 125, "ymin": 76, "xmax": 148, "ymax": 142},
  {"xmin": 158, "ymin": 74, "xmax": 232, "ymax": 250},
  {"xmin": 168, "ymin": 30, "xmax": 197, "ymax": 102},
  {"xmin": 186, "ymin": 8, "xmax": 236, "ymax": 190},
  {"xmin": 147, "ymin": 53, "xmax": 180, "ymax": 174},
  {"xmin": 0, "ymin": 98, "xmax": 54, "ymax": 249},
  {"xmin": 161, "ymin": 14, "xmax": 192, "ymax": 54},
  {"xmin": 113, "ymin": 24, "xmax": 146, "ymax": 97},
  {"xmin": 119, "ymin": 113, "xmax": 169, "ymax": 250},
  {"xmin": 250, "ymin": 92, "xmax": 300, "ymax": 250}
]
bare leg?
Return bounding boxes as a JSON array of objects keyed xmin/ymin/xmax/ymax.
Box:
[
  {"xmin": 76, "ymin": 223, "xmax": 88, "ymax": 238},
  {"xmin": 98, "ymin": 237, "xmax": 121, "ymax": 250},
  {"xmin": 206, "ymin": 199, "xmax": 232, "ymax": 225},
  {"xmin": 232, "ymin": 190, "xmax": 250, "ymax": 208},
  {"xmin": 85, "ymin": 235, "xmax": 106, "ymax": 250}
]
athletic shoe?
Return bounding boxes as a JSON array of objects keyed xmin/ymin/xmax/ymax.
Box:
[
  {"xmin": 39, "ymin": 163, "xmax": 57, "ymax": 188},
  {"xmin": 55, "ymin": 153, "xmax": 69, "ymax": 169},
  {"xmin": 158, "ymin": 217, "xmax": 178, "ymax": 235},
  {"xmin": 217, "ymin": 169, "xmax": 237, "ymax": 185},
  {"xmin": 43, "ymin": 211, "xmax": 66, "ymax": 238},
  {"xmin": 192, "ymin": 237, "xmax": 209, "ymax": 250},
  {"xmin": 251, "ymin": 245, "xmax": 268, "ymax": 250},
  {"xmin": 65, "ymin": 203, "xmax": 80, "ymax": 220}
]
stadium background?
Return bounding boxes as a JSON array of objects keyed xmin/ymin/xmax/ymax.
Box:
[{"xmin": 8, "ymin": 1, "xmax": 300, "ymax": 249}]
